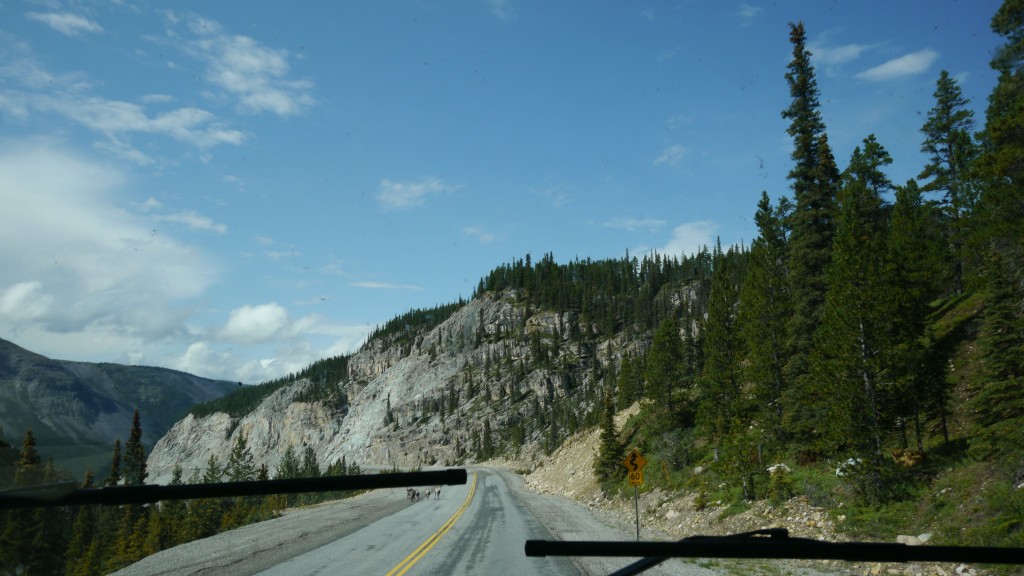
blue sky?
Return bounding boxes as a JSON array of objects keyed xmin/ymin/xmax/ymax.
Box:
[{"xmin": 0, "ymin": 0, "xmax": 1004, "ymax": 383}]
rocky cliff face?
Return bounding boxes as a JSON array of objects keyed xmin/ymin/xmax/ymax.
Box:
[{"xmin": 146, "ymin": 291, "xmax": 648, "ymax": 484}]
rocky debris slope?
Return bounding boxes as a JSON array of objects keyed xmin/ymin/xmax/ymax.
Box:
[{"xmin": 520, "ymin": 405, "xmax": 993, "ymax": 576}]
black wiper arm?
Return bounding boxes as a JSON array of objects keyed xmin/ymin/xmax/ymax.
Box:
[
  {"xmin": 0, "ymin": 468, "xmax": 467, "ymax": 509},
  {"xmin": 525, "ymin": 528, "xmax": 1024, "ymax": 571}
]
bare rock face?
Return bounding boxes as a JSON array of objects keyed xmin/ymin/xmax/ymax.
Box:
[
  {"xmin": 147, "ymin": 380, "xmax": 343, "ymax": 483},
  {"xmin": 146, "ymin": 293, "xmax": 552, "ymax": 483}
]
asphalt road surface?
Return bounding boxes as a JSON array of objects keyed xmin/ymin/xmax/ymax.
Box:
[{"xmin": 113, "ymin": 468, "xmax": 733, "ymax": 576}]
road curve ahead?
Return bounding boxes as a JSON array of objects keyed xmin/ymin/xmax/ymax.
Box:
[{"xmin": 255, "ymin": 468, "xmax": 578, "ymax": 576}]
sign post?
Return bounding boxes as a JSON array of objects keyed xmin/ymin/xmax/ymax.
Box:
[{"xmin": 622, "ymin": 448, "xmax": 647, "ymax": 540}]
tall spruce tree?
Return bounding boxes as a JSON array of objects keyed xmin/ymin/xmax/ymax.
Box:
[
  {"xmin": 808, "ymin": 158, "xmax": 890, "ymax": 466},
  {"xmin": 920, "ymin": 70, "xmax": 979, "ymax": 293},
  {"xmin": 106, "ymin": 438, "xmax": 122, "ymax": 487},
  {"xmin": 697, "ymin": 248, "xmax": 745, "ymax": 451},
  {"xmin": 226, "ymin": 433, "xmax": 256, "ymax": 482},
  {"xmin": 781, "ymin": 22, "xmax": 839, "ymax": 395},
  {"xmin": 593, "ymin": 391, "xmax": 624, "ymax": 489},
  {"xmin": 647, "ymin": 316, "xmax": 687, "ymax": 425},
  {"xmin": 970, "ymin": 0, "xmax": 1024, "ymax": 465},
  {"xmin": 123, "ymin": 409, "xmax": 147, "ymax": 486},
  {"xmin": 739, "ymin": 192, "xmax": 792, "ymax": 443},
  {"xmin": 885, "ymin": 180, "xmax": 950, "ymax": 450}
]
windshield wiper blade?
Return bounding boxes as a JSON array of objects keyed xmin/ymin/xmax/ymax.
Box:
[
  {"xmin": 525, "ymin": 528, "xmax": 1024, "ymax": 572},
  {"xmin": 0, "ymin": 468, "xmax": 467, "ymax": 509}
]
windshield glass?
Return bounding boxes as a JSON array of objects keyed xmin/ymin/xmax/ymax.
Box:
[{"xmin": 1, "ymin": 1, "xmax": 1021, "ymax": 575}]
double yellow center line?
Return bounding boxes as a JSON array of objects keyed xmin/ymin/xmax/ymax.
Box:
[{"xmin": 386, "ymin": 472, "xmax": 478, "ymax": 576}]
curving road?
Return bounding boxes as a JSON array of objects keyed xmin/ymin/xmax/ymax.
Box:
[
  {"xmin": 254, "ymin": 469, "xmax": 577, "ymax": 575},
  {"xmin": 115, "ymin": 468, "xmax": 725, "ymax": 576}
]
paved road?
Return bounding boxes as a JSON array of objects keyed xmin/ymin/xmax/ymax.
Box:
[
  {"xmin": 114, "ymin": 468, "xmax": 732, "ymax": 576},
  {"xmin": 255, "ymin": 468, "xmax": 577, "ymax": 575}
]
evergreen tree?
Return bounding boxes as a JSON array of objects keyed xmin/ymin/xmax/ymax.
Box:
[
  {"xmin": 106, "ymin": 438, "xmax": 122, "ymax": 487},
  {"xmin": 647, "ymin": 316, "xmax": 686, "ymax": 424},
  {"xmin": 0, "ymin": 431, "xmax": 45, "ymax": 574},
  {"xmin": 12, "ymin": 429, "xmax": 41, "ymax": 487},
  {"xmin": 975, "ymin": 0, "xmax": 1024, "ymax": 265},
  {"xmin": 593, "ymin": 391, "xmax": 624, "ymax": 488},
  {"xmin": 806, "ymin": 172, "xmax": 890, "ymax": 469},
  {"xmin": 123, "ymin": 409, "xmax": 147, "ymax": 486},
  {"xmin": 969, "ymin": 249, "xmax": 1024, "ymax": 460},
  {"xmin": 919, "ymin": 70, "xmax": 979, "ymax": 293},
  {"xmin": 739, "ymin": 192, "xmax": 792, "ymax": 442},
  {"xmin": 301, "ymin": 446, "xmax": 320, "ymax": 478},
  {"xmin": 697, "ymin": 248, "xmax": 745, "ymax": 450},
  {"xmin": 969, "ymin": 0, "xmax": 1024, "ymax": 465},
  {"xmin": 276, "ymin": 446, "xmax": 301, "ymax": 479},
  {"xmin": 481, "ymin": 419, "xmax": 494, "ymax": 460},
  {"xmin": 226, "ymin": 433, "xmax": 256, "ymax": 482},
  {"xmin": 781, "ymin": 22, "xmax": 839, "ymax": 393},
  {"xmin": 885, "ymin": 180, "xmax": 950, "ymax": 450}
]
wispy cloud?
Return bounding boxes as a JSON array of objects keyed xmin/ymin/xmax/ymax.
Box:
[
  {"xmin": 351, "ymin": 281, "xmax": 423, "ymax": 291},
  {"xmin": 487, "ymin": 0, "xmax": 514, "ymax": 21},
  {"xmin": 377, "ymin": 177, "xmax": 455, "ymax": 209},
  {"xmin": 157, "ymin": 211, "xmax": 228, "ymax": 234},
  {"xmin": 856, "ymin": 48, "xmax": 939, "ymax": 81},
  {"xmin": 0, "ymin": 43, "xmax": 246, "ymax": 162},
  {"xmin": 26, "ymin": 12, "xmax": 103, "ymax": 36},
  {"xmin": 737, "ymin": 3, "xmax": 762, "ymax": 27},
  {"xmin": 464, "ymin": 225, "xmax": 497, "ymax": 244},
  {"xmin": 535, "ymin": 184, "xmax": 572, "ymax": 207},
  {"xmin": 809, "ymin": 42, "xmax": 877, "ymax": 67},
  {"xmin": 166, "ymin": 14, "xmax": 315, "ymax": 117},
  {"xmin": 141, "ymin": 93, "xmax": 175, "ymax": 104},
  {"xmin": 266, "ymin": 250, "xmax": 301, "ymax": 260},
  {"xmin": 604, "ymin": 217, "xmax": 666, "ymax": 233},
  {"xmin": 653, "ymin": 144, "xmax": 688, "ymax": 166}
]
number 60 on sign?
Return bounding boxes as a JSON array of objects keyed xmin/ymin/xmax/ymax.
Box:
[{"xmin": 628, "ymin": 470, "xmax": 643, "ymax": 486}]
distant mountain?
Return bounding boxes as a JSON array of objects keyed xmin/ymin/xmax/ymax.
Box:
[{"xmin": 0, "ymin": 338, "xmax": 239, "ymax": 477}]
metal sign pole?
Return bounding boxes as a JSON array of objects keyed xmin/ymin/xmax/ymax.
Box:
[{"xmin": 634, "ymin": 485, "xmax": 639, "ymax": 540}]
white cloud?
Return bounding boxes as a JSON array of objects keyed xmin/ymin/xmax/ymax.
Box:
[
  {"xmin": 0, "ymin": 45, "xmax": 246, "ymax": 159},
  {"xmin": 856, "ymin": 49, "xmax": 939, "ymax": 81},
  {"xmin": 0, "ymin": 143, "xmax": 217, "ymax": 344},
  {"xmin": 604, "ymin": 218, "xmax": 666, "ymax": 233},
  {"xmin": 157, "ymin": 211, "xmax": 228, "ymax": 234},
  {"xmin": 26, "ymin": 12, "xmax": 103, "ymax": 36},
  {"xmin": 377, "ymin": 177, "xmax": 454, "ymax": 209},
  {"xmin": 654, "ymin": 144, "xmax": 688, "ymax": 166},
  {"xmin": 660, "ymin": 221, "xmax": 718, "ymax": 257},
  {"xmin": 487, "ymin": 0, "xmax": 514, "ymax": 21},
  {"xmin": 464, "ymin": 225, "xmax": 497, "ymax": 244},
  {"xmin": 0, "ymin": 281, "xmax": 53, "ymax": 321},
  {"xmin": 809, "ymin": 42, "xmax": 877, "ymax": 67},
  {"xmin": 220, "ymin": 302, "xmax": 289, "ymax": 343},
  {"xmin": 178, "ymin": 15, "xmax": 315, "ymax": 116},
  {"xmin": 737, "ymin": 3, "xmax": 762, "ymax": 26}
]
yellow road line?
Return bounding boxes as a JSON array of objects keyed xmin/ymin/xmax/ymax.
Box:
[{"xmin": 385, "ymin": 472, "xmax": 478, "ymax": 576}]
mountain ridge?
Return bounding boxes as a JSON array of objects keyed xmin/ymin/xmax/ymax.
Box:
[{"xmin": 0, "ymin": 337, "xmax": 239, "ymax": 476}]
